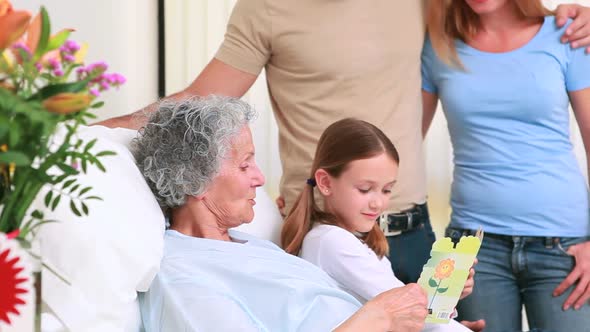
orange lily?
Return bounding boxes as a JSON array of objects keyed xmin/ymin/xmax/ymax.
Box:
[
  {"xmin": 25, "ymin": 10, "xmax": 41, "ymax": 54},
  {"xmin": 0, "ymin": 0, "xmax": 11, "ymax": 16},
  {"xmin": 42, "ymin": 92, "xmax": 92, "ymax": 114},
  {"xmin": 0, "ymin": 1, "xmax": 31, "ymax": 50}
]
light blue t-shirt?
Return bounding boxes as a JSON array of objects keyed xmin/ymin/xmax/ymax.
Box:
[
  {"xmin": 421, "ymin": 16, "xmax": 590, "ymax": 237},
  {"xmin": 139, "ymin": 230, "xmax": 361, "ymax": 331}
]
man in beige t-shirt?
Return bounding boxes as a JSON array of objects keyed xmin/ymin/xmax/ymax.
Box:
[{"xmin": 102, "ymin": 0, "xmax": 590, "ymax": 288}]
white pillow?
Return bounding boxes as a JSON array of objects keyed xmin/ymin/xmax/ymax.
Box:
[
  {"xmin": 34, "ymin": 125, "xmax": 165, "ymax": 331},
  {"xmin": 35, "ymin": 124, "xmax": 283, "ymax": 331}
]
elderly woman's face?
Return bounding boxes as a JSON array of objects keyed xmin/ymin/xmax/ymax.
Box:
[{"xmin": 202, "ymin": 126, "xmax": 265, "ymax": 227}]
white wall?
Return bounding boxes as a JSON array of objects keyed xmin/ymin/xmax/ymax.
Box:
[{"xmin": 20, "ymin": 0, "xmax": 159, "ymax": 122}]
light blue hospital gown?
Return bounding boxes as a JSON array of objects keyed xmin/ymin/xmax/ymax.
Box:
[{"xmin": 139, "ymin": 230, "xmax": 361, "ymax": 331}]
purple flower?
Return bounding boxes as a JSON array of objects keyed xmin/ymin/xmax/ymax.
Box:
[
  {"xmin": 54, "ymin": 69, "xmax": 64, "ymax": 77},
  {"xmin": 12, "ymin": 42, "xmax": 32, "ymax": 59},
  {"xmin": 34, "ymin": 63, "xmax": 42, "ymax": 72},
  {"xmin": 89, "ymin": 88, "xmax": 100, "ymax": 97},
  {"xmin": 63, "ymin": 54, "xmax": 76, "ymax": 63},
  {"xmin": 48, "ymin": 58, "xmax": 60, "ymax": 70},
  {"xmin": 87, "ymin": 61, "xmax": 108, "ymax": 73},
  {"xmin": 99, "ymin": 81, "xmax": 110, "ymax": 91},
  {"xmin": 109, "ymin": 73, "xmax": 126, "ymax": 85},
  {"xmin": 61, "ymin": 40, "xmax": 80, "ymax": 53}
]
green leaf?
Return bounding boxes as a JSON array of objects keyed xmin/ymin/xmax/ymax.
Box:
[
  {"xmin": 84, "ymin": 139, "xmax": 97, "ymax": 153},
  {"xmin": 0, "ymin": 151, "xmax": 31, "ymax": 166},
  {"xmin": 79, "ymin": 186, "xmax": 92, "ymax": 196},
  {"xmin": 438, "ymin": 287, "xmax": 449, "ymax": 293},
  {"xmin": 35, "ymin": 7, "xmax": 52, "ymax": 58},
  {"xmin": 81, "ymin": 158, "xmax": 87, "ymax": 173},
  {"xmin": 46, "ymin": 29, "xmax": 71, "ymax": 52},
  {"xmin": 70, "ymin": 200, "xmax": 81, "ymax": 217},
  {"xmin": 57, "ymin": 163, "xmax": 78, "ymax": 175},
  {"xmin": 44, "ymin": 190, "xmax": 53, "ymax": 207},
  {"xmin": 428, "ymin": 277, "xmax": 438, "ymax": 288},
  {"xmin": 31, "ymin": 210, "xmax": 44, "ymax": 219},
  {"xmin": 0, "ymin": 116, "xmax": 8, "ymax": 139},
  {"xmin": 90, "ymin": 101, "xmax": 105, "ymax": 109},
  {"xmin": 52, "ymin": 174, "xmax": 69, "ymax": 185},
  {"xmin": 84, "ymin": 196, "xmax": 103, "ymax": 201},
  {"xmin": 82, "ymin": 112, "xmax": 97, "ymax": 119},
  {"xmin": 62, "ymin": 179, "xmax": 76, "ymax": 189},
  {"xmin": 29, "ymin": 79, "xmax": 90, "ymax": 100},
  {"xmin": 96, "ymin": 150, "xmax": 116, "ymax": 157},
  {"xmin": 69, "ymin": 184, "xmax": 80, "ymax": 193},
  {"xmin": 8, "ymin": 123, "xmax": 20, "ymax": 146},
  {"xmin": 81, "ymin": 202, "xmax": 89, "ymax": 216},
  {"xmin": 51, "ymin": 195, "xmax": 61, "ymax": 211}
]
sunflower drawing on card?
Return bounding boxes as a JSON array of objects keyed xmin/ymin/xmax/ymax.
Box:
[{"xmin": 418, "ymin": 229, "xmax": 483, "ymax": 324}]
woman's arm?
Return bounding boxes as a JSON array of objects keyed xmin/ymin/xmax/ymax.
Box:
[
  {"xmin": 552, "ymin": 88, "xmax": 590, "ymax": 311},
  {"xmin": 334, "ymin": 284, "xmax": 428, "ymax": 332},
  {"xmin": 571, "ymin": 88, "xmax": 590, "ymax": 184},
  {"xmin": 422, "ymin": 90, "xmax": 439, "ymax": 138}
]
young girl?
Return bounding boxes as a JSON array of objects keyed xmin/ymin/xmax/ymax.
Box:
[{"xmin": 281, "ymin": 118, "xmax": 482, "ymax": 332}]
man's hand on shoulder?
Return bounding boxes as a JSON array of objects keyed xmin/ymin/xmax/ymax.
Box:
[{"xmin": 556, "ymin": 3, "xmax": 590, "ymax": 53}]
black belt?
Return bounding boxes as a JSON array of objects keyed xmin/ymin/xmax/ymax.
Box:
[
  {"xmin": 446, "ymin": 228, "xmax": 564, "ymax": 249},
  {"xmin": 379, "ymin": 203, "xmax": 429, "ymax": 236}
]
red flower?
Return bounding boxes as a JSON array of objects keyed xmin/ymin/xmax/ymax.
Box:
[{"xmin": 0, "ymin": 246, "xmax": 28, "ymax": 325}]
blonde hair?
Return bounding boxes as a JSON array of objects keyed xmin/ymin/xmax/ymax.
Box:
[
  {"xmin": 281, "ymin": 118, "xmax": 399, "ymax": 258},
  {"xmin": 427, "ymin": 0, "xmax": 552, "ymax": 68}
]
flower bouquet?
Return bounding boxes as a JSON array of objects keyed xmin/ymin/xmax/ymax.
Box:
[{"xmin": 0, "ymin": 1, "xmax": 124, "ymax": 328}]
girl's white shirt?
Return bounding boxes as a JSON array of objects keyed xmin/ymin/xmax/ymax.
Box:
[
  {"xmin": 300, "ymin": 223, "xmax": 471, "ymax": 332},
  {"xmin": 300, "ymin": 223, "xmax": 404, "ymax": 303}
]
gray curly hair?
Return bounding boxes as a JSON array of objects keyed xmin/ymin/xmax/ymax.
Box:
[{"xmin": 132, "ymin": 95, "xmax": 257, "ymax": 209}]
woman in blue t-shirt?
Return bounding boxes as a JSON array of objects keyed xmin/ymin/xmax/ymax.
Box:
[{"xmin": 421, "ymin": 1, "xmax": 590, "ymax": 331}]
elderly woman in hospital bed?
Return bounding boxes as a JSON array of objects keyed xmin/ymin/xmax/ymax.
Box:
[{"xmin": 133, "ymin": 96, "xmax": 437, "ymax": 332}]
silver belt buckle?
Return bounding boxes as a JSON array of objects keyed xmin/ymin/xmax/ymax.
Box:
[{"xmin": 379, "ymin": 214, "xmax": 402, "ymax": 237}]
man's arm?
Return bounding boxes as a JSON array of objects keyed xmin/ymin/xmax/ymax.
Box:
[{"xmin": 98, "ymin": 58, "xmax": 258, "ymax": 129}]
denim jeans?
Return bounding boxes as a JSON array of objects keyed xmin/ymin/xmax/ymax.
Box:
[
  {"xmin": 447, "ymin": 227, "xmax": 590, "ymax": 332},
  {"xmin": 386, "ymin": 210, "xmax": 436, "ymax": 284}
]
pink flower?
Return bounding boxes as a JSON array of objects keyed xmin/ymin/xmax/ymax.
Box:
[
  {"xmin": 87, "ymin": 61, "xmax": 107, "ymax": 73},
  {"xmin": 89, "ymin": 88, "xmax": 99, "ymax": 97},
  {"xmin": 109, "ymin": 73, "xmax": 126, "ymax": 85},
  {"xmin": 53, "ymin": 69, "xmax": 63, "ymax": 76},
  {"xmin": 59, "ymin": 39, "xmax": 79, "ymax": 53},
  {"xmin": 99, "ymin": 81, "xmax": 109, "ymax": 91},
  {"xmin": 47, "ymin": 57, "xmax": 60, "ymax": 69},
  {"xmin": 62, "ymin": 54, "xmax": 75, "ymax": 62}
]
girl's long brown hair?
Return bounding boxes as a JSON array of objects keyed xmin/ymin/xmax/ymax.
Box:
[
  {"xmin": 281, "ymin": 118, "xmax": 400, "ymax": 258},
  {"xmin": 427, "ymin": 0, "xmax": 552, "ymax": 68}
]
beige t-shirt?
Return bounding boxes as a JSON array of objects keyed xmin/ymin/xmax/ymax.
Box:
[{"xmin": 216, "ymin": 0, "xmax": 427, "ymax": 213}]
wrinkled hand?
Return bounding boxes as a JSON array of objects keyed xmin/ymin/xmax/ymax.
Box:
[
  {"xmin": 460, "ymin": 319, "xmax": 486, "ymax": 332},
  {"xmin": 555, "ymin": 3, "xmax": 590, "ymax": 52},
  {"xmin": 369, "ymin": 284, "xmax": 428, "ymax": 332},
  {"xmin": 275, "ymin": 195, "xmax": 286, "ymax": 217},
  {"xmin": 460, "ymin": 258, "xmax": 478, "ymax": 300},
  {"xmin": 553, "ymin": 241, "xmax": 590, "ymax": 310}
]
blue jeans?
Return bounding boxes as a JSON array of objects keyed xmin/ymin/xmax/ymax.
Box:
[
  {"xmin": 387, "ymin": 210, "xmax": 436, "ymax": 284},
  {"xmin": 447, "ymin": 227, "xmax": 590, "ymax": 332}
]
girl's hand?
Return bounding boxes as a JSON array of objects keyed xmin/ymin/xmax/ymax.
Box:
[{"xmin": 460, "ymin": 258, "xmax": 478, "ymax": 300}]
